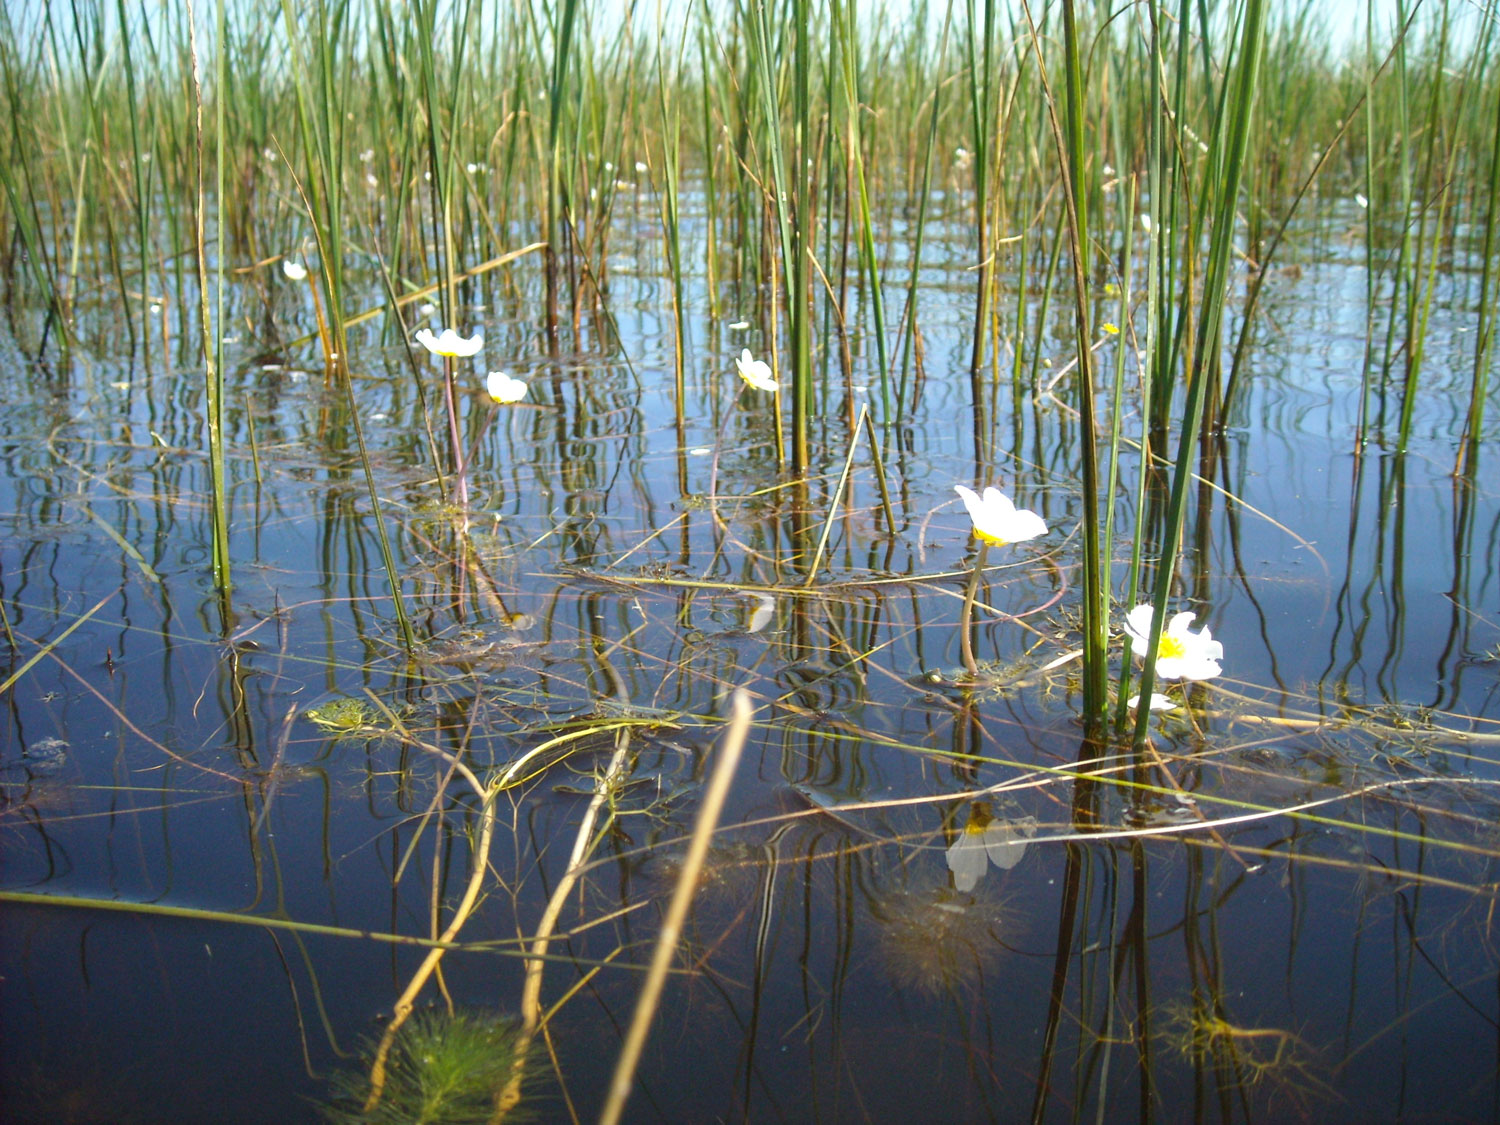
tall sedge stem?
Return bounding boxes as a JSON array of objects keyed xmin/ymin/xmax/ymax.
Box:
[
  {"xmin": 1460, "ymin": 40, "xmax": 1500, "ymax": 475},
  {"xmin": 1133, "ymin": 0, "xmax": 1268, "ymax": 749},
  {"xmin": 1019, "ymin": 0, "xmax": 1106, "ymax": 726},
  {"xmin": 187, "ymin": 1, "xmax": 231, "ymax": 611}
]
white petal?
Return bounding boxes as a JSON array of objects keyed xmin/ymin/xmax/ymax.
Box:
[
  {"xmin": 416, "ymin": 327, "xmax": 483, "ymax": 357},
  {"xmin": 746, "ymin": 594, "xmax": 775, "ymax": 634},
  {"xmin": 1123, "ymin": 604, "xmax": 1157, "ymax": 647},
  {"xmin": 982, "ymin": 819, "xmax": 1034, "ymax": 871},
  {"xmin": 486, "ymin": 371, "xmax": 527, "ymax": 403},
  {"xmin": 1165, "ymin": 611, "xmax": 1198, "ymax": 637},
  {"xmin": 734, "ymin": 349, "xmax": 778, "ymax": 392},
  {"xmin": 946, "ymin": 834, "xmax": 988, "ymax": 893}
]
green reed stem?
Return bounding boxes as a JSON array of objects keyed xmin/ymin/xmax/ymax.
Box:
[
  {"xmin": 896, "ymin": 4, "xmax": 951, "ymax": 407},
  {"xmin": 745, "ymin": 0, "xmax": 813, "ymax": 474},
  {"xmin": 834, "ymin": 0, "xmax": 892, "ymax": 431},
  {"xmin": 1396, "ymin": 0, "xmax": 1453, "ymax": 458},
  {"xmin": 862, "ymin": 406, "xmax": 898, "ymax": 537},
  {"xmin": 1461, "ymin": 53, "xmax": 1500, "ymax": 474},
  {"xmin": 1132, "ymin": 0, "xmax": 1267, "ymax": 748},
  {"xmin": 0, "ymin": 889, "xmax": 510, "ymax": 951},
  {"xmin": 188, "ymin": 0, "xmax": 232, "ymax": 608},
  {"xmin": 544, "ymin": 0, "xmax": 581, "ymax": 346},
  {"xmin": 656, "ymin": 19, "xmax": 688, "ymax": 438},
  {"xmin": 1019, "ymin": 0, "xmax": 1106, "ymax": 726}
]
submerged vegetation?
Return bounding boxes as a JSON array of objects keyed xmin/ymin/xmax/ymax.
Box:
[{"xmin": 2, "ymin": 0, "xmax": 1500, "ymax": 1119}]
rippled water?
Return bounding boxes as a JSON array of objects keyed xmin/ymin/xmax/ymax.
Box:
[{"xmin": 3, "ymin": 193, "xmax": 1499, "ymax": 1122}]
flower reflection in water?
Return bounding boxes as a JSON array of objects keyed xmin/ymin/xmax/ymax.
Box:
[{"xmin": 872, "ymin": 880, "xmax": 1015, "ymax": 996}]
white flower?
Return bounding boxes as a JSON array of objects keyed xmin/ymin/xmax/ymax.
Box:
[
  {"xmin": 485, "ymin": 371, "xmax": 527, "ymax": 403},
  {"xmin": 734, "ymin": 349, "xmax": 779, "ymax": 392},
  {"xmin": 946, "ymin": 803, "xmax": 1035, "ymax": 892},
  {"xmin": 414, "ymin": 327, "xmax": 483, "ymax": 357},
  {"xmin": 1124, "ymin": 604, "xmax": 1223, "ymax": 682},
  {"xmin": 634, "ymin": 160, "xmax": 648, "ymax": 174},
  {"xmin": 1355, "ymin": 192, "xmax": 1369, "ymax": 209},
  {"xmin": 953, "ymin": 485, "xmax": 1047, "ymax": 547},
  {"xmin": 1127, "ymin": 693, "xmax": 1180, "ymax": 712},
  {"xmin": 282, "ymin": 259, "xmax": 308, "ymax": 281},
  {"xmin": 746, "ymin": 593, "xmax": 775, "ymax": 634},
  {"xmin": 466, "ymin": 162, "xmax": 479, "ymax": 174}
]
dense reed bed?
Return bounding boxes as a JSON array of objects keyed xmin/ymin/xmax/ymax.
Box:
[
  {"xmin": 3, "ymin": 0, "xmax": 1495, "ymax": 617},
  {"xmin": 4, "ymin": 0, "xmax": 1500, "ymax": 1120}
]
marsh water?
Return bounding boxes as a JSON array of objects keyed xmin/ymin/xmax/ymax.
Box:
[{"xmin": 3, "ymin": 187, "xmax": 1500, "ymax": 1123}]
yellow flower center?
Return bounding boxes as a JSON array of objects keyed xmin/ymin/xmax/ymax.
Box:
[
  {"xmin": 975, "ymin": 529, "xmax": 1009, "ymax": 547},
  {"xmin": 1159, "ymin": 634, "xmax": 1186, "ymax": 660}
]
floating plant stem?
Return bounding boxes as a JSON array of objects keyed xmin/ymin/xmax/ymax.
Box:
[
  {"xmin": 0, "ymin": 592, "xmax": 114, "ymax": 698},
  {"xmin": 360, "ymin": 698, "xmax": 499, "ymax": 1113},
  {"xmin": 499, "ymin": 726, "xmax": 635, "ymax": 1118},
  {"xmin": 804, "ymin": 402, "xmax": 868, "ymax": 586},
  {"xmin": 599, "ymin": 689, "xmax": 751, "ymax": 1125}
]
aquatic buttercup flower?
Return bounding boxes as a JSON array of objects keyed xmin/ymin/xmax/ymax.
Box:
[
  {"xmin": 1127, "ymin": 692, "xmax": 1180, "ymax": 712},
  {"xmin": 485, "ymin": 371, "xmax": 527, "ymax": 403},
  {"xmin": 415, "ymin": 327, "xmax": 483, "ymax": 357},
  {"xmin": 1124, "ymin": 604, "xmax": 1223, "ymax": 682},
  {"xmin": 946, "ymin": 803, "xmax": 1034, "ymax": 893},
  {"xmin": 282, "ymin": 259, "xmax": 308, "ymax": 281},
  {"xmin": 735, "ymin": 349, "xmax": 779, "ymax": 392},
  {"xmin": 953, "ymin": 485, "xmax": 1047, "ymax": 548}
]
